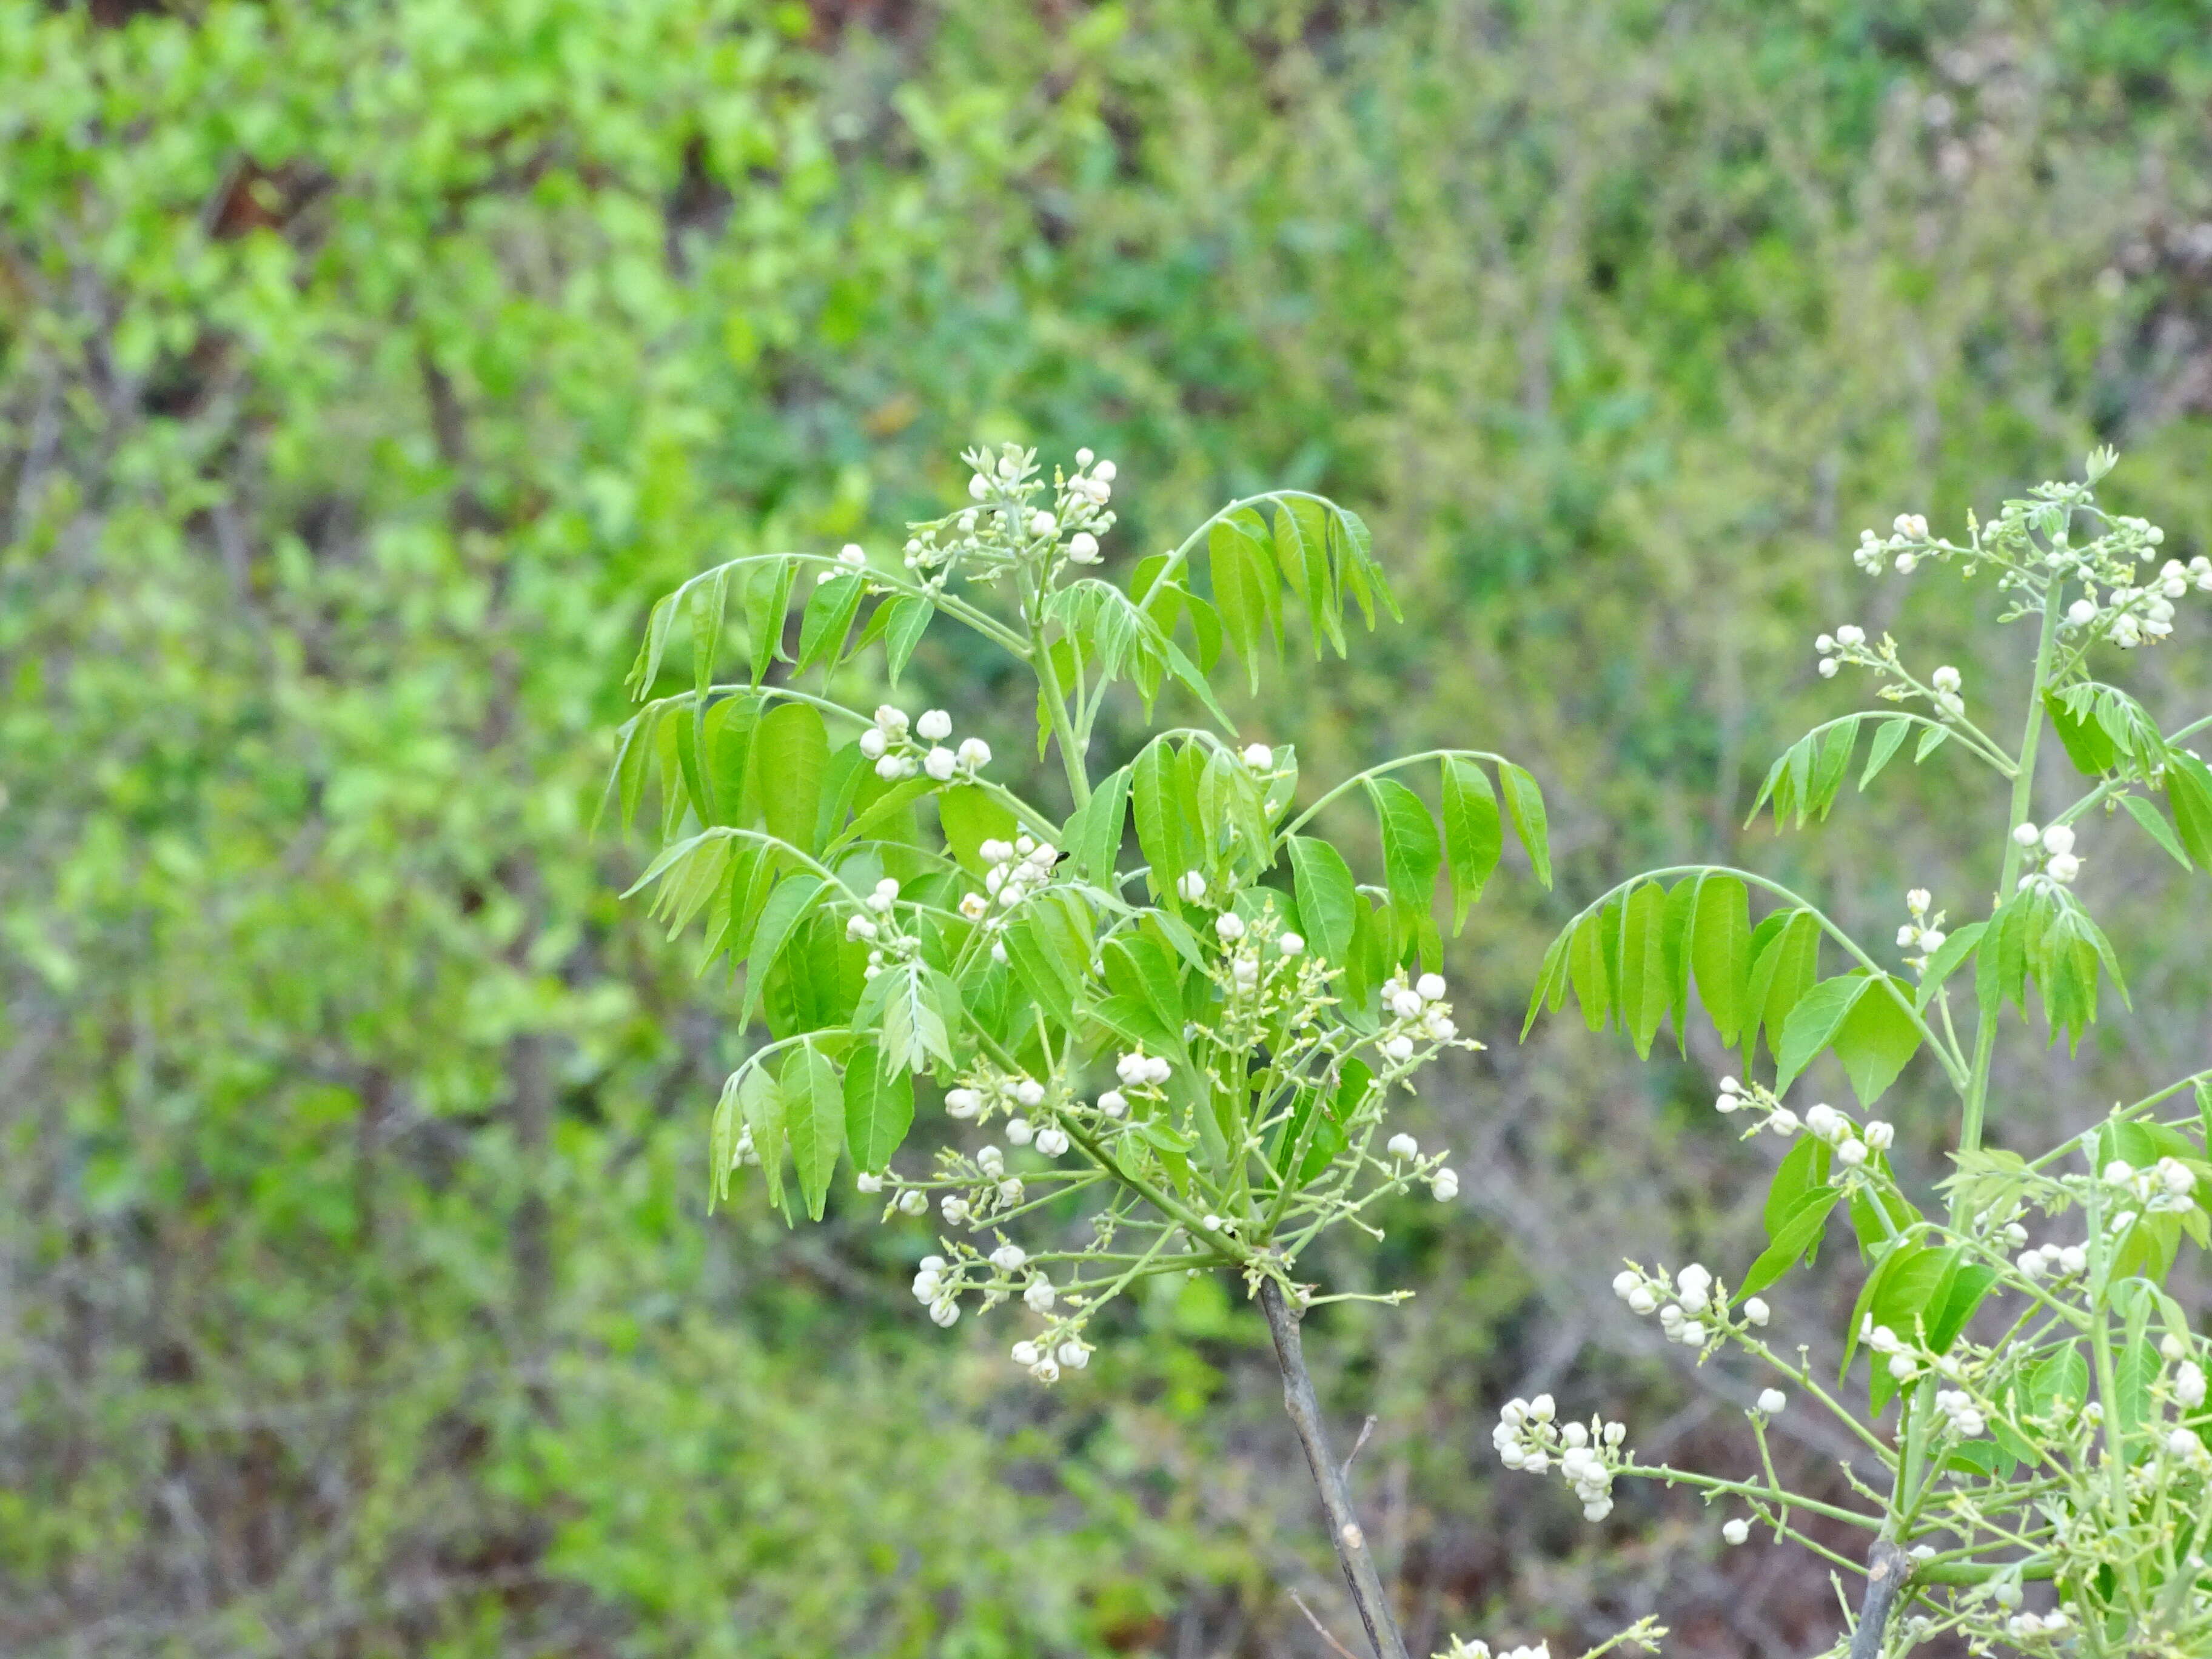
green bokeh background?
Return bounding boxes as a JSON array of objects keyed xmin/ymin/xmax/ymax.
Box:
[{"xmin": 6, "ymin": 2, "xmax": 2210, "ymax": 1654}]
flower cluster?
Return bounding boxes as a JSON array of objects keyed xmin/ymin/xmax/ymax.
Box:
[
  {"xmin": 1376, "ymin": 970, "xmax": 1462, "ymax": 1068},
  {"xmin": 962, "ymin": 835, "xmax": 1062, "ymax": 957},
  {"xmin": 2009, "ymin": 819, "xmax": 2082, "ymax": 888},
  {"xmin": 1814, "ymin": 625, "xmax": 1969, "ymax": 722},
  {"xmin": 1896, "ymin": 886, "xmax": 1948, "ymax": 974},
  {"xmin": 1492, "ymin": 1393, "xmax": 1628, "ymax": 1521},
  {"xmin": 1435, "ymin": 1639, "xmax": 1549, "ymax": 1659},
  {"xmin": 858, "ymin": 703, "xmax": 992, "ymax": 783},
  {"xmin": 1711, "ymin": 1076, "xmax": 1894, "ymax": 1165},
  {"xmin": 1610, "ymin": 1259, "xmax": 1761, "ymax": 1351},
  {"xmin": 897, "ymin": 442, "xmax": 1120, "ymax": 587}
]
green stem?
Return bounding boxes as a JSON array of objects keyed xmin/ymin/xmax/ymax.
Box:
[{"xmin": 1959, "ymin": 578, "xmax": 2063, "ymax": 1160}]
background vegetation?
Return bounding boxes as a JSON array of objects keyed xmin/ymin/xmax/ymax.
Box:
[{"xmin": 5, "ymin": 1, "xmax": 2211, "ymax": 1654}]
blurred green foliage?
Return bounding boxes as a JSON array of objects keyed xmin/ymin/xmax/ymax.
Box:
[{"xmin": 5, "ymin": 1, "xmax": 2211, "ymax": 1654}]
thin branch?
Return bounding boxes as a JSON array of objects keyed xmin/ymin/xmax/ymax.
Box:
[
  {"xmin": 1340, "ymin": 1414, "xmax": 1378, "ymax": 1485},
  {"xmin": 1258, "ymin": 1279, "xmax": 1411, "ymax": 1659},
  {"xmin": 1288, "ymin": 1589, "xmax": 1366, "ymax": 1659},
  {"xmin": 1846, "ymin": 1539, "xmax": 1909, "ymax": 1659}
]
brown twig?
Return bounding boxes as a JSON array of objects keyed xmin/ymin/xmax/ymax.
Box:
[
  {"xmin": 1259, "ymin": 1279, "xmax": 1412, "ymax": 1659},
  {"xmin": 1340, "ymin": 1413, "xmax": 1378, "ymax": 1483},
  {"xmin": 1289, "ymin": 1589, "xmax": 1366, "ymax": 1659}
]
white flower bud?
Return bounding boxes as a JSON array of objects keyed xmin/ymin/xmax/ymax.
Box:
[
  {"xmin": 1627, "ymin": 1286, "xmax": 1658, "ymax": 1315},
  {"xmin": 917, "ymin": 709, "xmax": 952, "ymax": 742},
  {"xmin": 1817, "ymin": 657, "xmax": 1840, "ymax": 679},
  {"xmin": 923, "ymin": 746, "xmax": 957, "ymax": 780},
  {"xmin": 897, "ymin": 1188, "xmax": 928, "ymax": 1215},
  {"xmin": 1067, "ymin": 531, "xmax": 1101, "ymax": 563},
  {"xmin": 1743, "ymin": 1297, "xmax": 1770, "ymax": 1327},
  {"xmin": 1722, "ymin": 1518, "xmax": 1750, "ymax": 1545},
  {"xmin": 1430, "ymin": 1168, "xmax": 1460, "ymax": 1201},
  {"xmin": 1279, "ymin": 931, "xmax": 1304, "ymax": 956},
  {"xmin": 1241, "ymin": 743, "xmax": 1273, "ymax": 768},
  {"xmin": 1382, "ymin": 1035, "xmax": 1415, "ymax": 1062},
  {"xmin": 1387, "ymin": 1133, "xmax": 1419, "ymax": 1159},
  {"xmin": 2046, "ymin": 851, "xmax": 2080, "ymax": 883},
  {"xmin": 2042, "ymin": 823, "xmax": 2076, "ymax": 856},
  {"xmin": 1011, "ymin": 1341, "xmax": 1040, "ymax": 1367},
  {"xmin": 2068, "ymin": 598, "xmax": 2098, "ymax": 626},
  {"xmin": 859, "ymin": 727, "xmax": 888, "ymax": 759},
  {"xmin": 1059, "ymin": 1341, "xmax": 1090, "ymax": 1369},
  {"xmin": 1863, "ymin": 1121, "xmax": 1894, "ymax": 1151},
  {"xmin": 1028, "ymin": 510, "xmax": 1056, "ymax": 535},
  {"xmin": 1931, "ymin": 665, "xmax": 1961, "ymax": 694},
  {"xmin": 945, "ymin": 1088, "xmax": 982, "ymax": 1119},
  {"xmin": 1215, "ymin": 912, "xmax": 1246, "ymax": 941},
  {"xmin": 846, "ymin": 915, "xmax": 878, "ymax": 942},
  {"xmin": 1835, "ymin": 625, "xmax": 1865, "ymax": 646},
  {"xmin": 857, "ymin": 1171, "xmax": 883, "ymax": 1194},
  {"xmin": 1091, "ymin": 460, "xmax": 1116, "ymax": 483},
  {"xmin": 957, "ymin": 737, "xmax": 992, "ymax": 768},
  {"xmin": 1096, "ymin": 1090, "xmax": 1126, "ymax": 1117},
  {"xmin": 1176, "ymin": 871, "xmax": 1207, "ymax": 903},
  {"xmin": 1757, "ymin": 1389, "xmax": 1786, "ymax": 1415},
  {"xmin": 2012, "ymin": 822, "xmax": 2041, "ymax": 847},
  {"xmin": 1416, "ymin": 972, "xmax": 1447, "ymax": 1002},
  {"xmin": 1390, "ymin": 988, "xmax": 1424, "ymax": 1019},
  {"xmin": 1034, "ymin": 1127, "xmax": 1068, "ymax": 1158}
]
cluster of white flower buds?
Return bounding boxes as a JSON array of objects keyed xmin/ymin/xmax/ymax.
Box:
[
  {"xmin": 1712, "ymin": 1077, "xmax": 1892, "ymax": 1166},
  {"xmin": 858, "ymin": 704, "xmax": 992, "ymax": 783},
  {"xmin": 2014, "ymin": 1238, "xmax": 2089, "ymax": 1281},
  {"xmin": 1493, "ymin": 1393, "xmax": 1626, "ymax": 1521},
  {"xmin": 2100, "ymin": 1154, "xmax": 2198, "ymax": 1221},
  {"xmin": 848, "ymin": 876, "xmax": 919, "ymax": 981},
  {"xmin": 1853, "ymin": 513, "xmax": 1934, "ymax": 575},
  {"xmin": 963, "ymin": 836, "xmax": 1061, "ymax": 954},
  {"xmin": 1376, "ymin": 971, "xmax": 1460, "ymax": 1065},
  {"xmin": 1383, "ymin": 1130, "xmax": 1460, "ymax": 1201},
  {"xmin": 1612, "ymin": 1261, "xmax": 1765, "ymax": 1347},
  {"xmin": 1933, "ymin": 1386, "xmax": 1988, "ymax": 1439},
  {"xmin": 2010, "ymin": 820, "xmax": 2082, "ymax": 888},
  {"xmin": 1897, "ymin": 886, "xmax": 1949, "ymax": 974},
  {"xmin": 2002, "ymin": 1606, "xmax": 2073, "ymax": 1643},
  {"xmin": 1814, "ymin": 623, "xmax": 1970, "ymax": 723},
  {"xmin": 814, "ymin": 542, "xmax": 872, "ymax": 585},
  {"xmin": 910, "ymin": 1253, "xmax": 962, "ymax": 1328},
  {"xmin": 900, "ymin": 443, "xmax": 1119, "ymax": 587},
  {"xmin": 1436, "ymin": 1638, "xmax": 1550, "ymax": 1659}
]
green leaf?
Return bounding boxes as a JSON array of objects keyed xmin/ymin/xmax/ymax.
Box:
[
  {"xmin": 781, "ymin": 1046, "xmax": 843, "ymax": 1221},
  {"xmin": 1287, "ymin": 835, "xmax": 1358, "ymax": 969},
  {"xmin": 1925, "ymin": 1264, "xmax": 1997, "ymax": 1356},
  {"xmin": 937, "ymin": 785, "xmax": 1016, "ymax": 876},
  {"xmin": 1439, "ymin": 757, "xmax": 1501, "ymax": 930},
  {"xmin": 1774, "ymin": 974, "xmax": 1871, "ymax": 1094},
  {"xmin": 843, "ymin": 1049, "xmax": 914, "ymax": 1173},
  {"xmin": 1566, "ymin": 907, "xmax": 1613, "ymax": 1031},
  {"xmin": 1064, "ymin": 765, "xmax": 1131, "ymax": 890},
  {"xmin": 1689, "ymin": 874, "xmax": 1751, "ymax": 1047},
  {"xmin": 883, "ymin": 595, "xmax": 932, "ymax": 685},
  {"xmin": 2167, "ymin": 752, "xmax": 2212, "ymax": 869},
  {"xmin": 1099, "ymin": 934, "xmax": 1185, "ymax": 1051},
  {"xmin": 796, "ymin": 572, "xmax": 865, "ymax": 672},
  {"xmin": 753, "ymin": 701, "xmax": 829, "ymax": 856},
  {"xmin": 1131, "ymin": 736, "xmax": 1192, "ymax": 893},
  {"xmin": 2119, "ymin": 793, "xmax": 2192, "ymax": 870},
  {"xmin": 2027, "ymin": 1343, "xmax": 2089, "ymax": 1416},
  {"xmin": 1497, "ymin": 762, "xmax": 1552, "ymax": 888},
  {"xmin": 703, "ymin": 694, "xmax": 757, "ymax": 826},
  {"xmin": 1765, "ymin": 1134, "xmax": 1832, "ymax": 1240},
  {"xmin": 1831, "ymin": 975, "xmax": 1922, "ymax": 1106},
  {"xmin": 1616, "ymin": 880, "xmax": 1669, "ymax": 1059},
  {"xmin": 1208, "ymin": 512, "xmax": 1274, "ymax": 691},
  {"xmin": 882, "ymin": 964, "xmax": 953, "ymax": 1074},
  {"xmin": 743, "ymin": 557, "xmax": 796, "ymax": 684},
  {"xmin": 740, "ymin": 1062, "xmax": 788, "ymax": 1215},
  {"xmin": 1740, "ymin": 1188, "xmax": 1842, "ymax": 1298},
  {"xmin": 691, "ymin": 567, "xmax": 728, "ymax": 699},
  {"xmin": 1747, "ymin": 910, "xmax": 1821, "ymax": 1066},
  {"xmin": 744, "ymin": 874, "xmax": 826, "ymax": 1022},
  {"xmin": 1914, "ymin": 921, "xmax": 1986, "ymax": 1012},
  {"xmin": 1859, "ymin": 717, "xmax": 1912, "ymax": 791},
  {"xmin": 2045, "ymin": 689, "xmax": 2120, "ymax": 776},
  {"xmin": 1366, "ymin": 776, "xmax": 1442, "ymax": 925}
]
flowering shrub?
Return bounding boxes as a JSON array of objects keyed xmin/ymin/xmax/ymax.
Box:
[
  {"xmin": 1521, "ymin": 452, "xmax": 2212, "ymax": 1657},
  {"xmin": 611, "ymin": 446, "xmax": 1566, "ymax": 1658}
]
